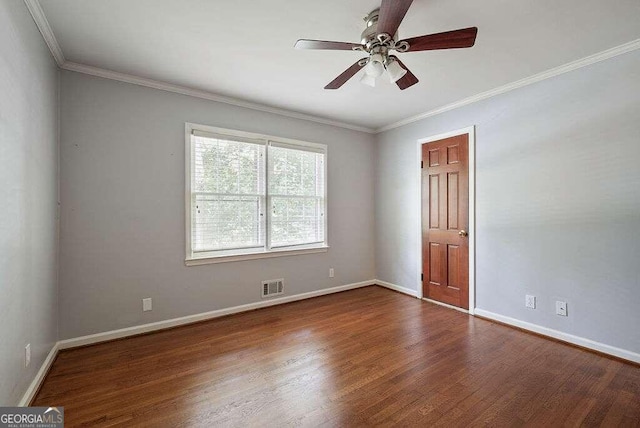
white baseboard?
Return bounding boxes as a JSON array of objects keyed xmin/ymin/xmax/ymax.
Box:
[
  {"xmin": 19, "ymin": 285, "xmax": 637, "ymax": 406},
  {"xmin": 18, "ymin": 342, "xmax": 59, "ymax": 406},
  {"xmin": 19, "ymin": 280, "xmax": 374, "ymax": 405},
  {"xmin": 58, "ymin": 280, "xmax": 375, "ymax": 350},
  {"xmin": 474, "ymin": 309, "xmax": 640, "ymax": 364},
  {"xmin": 376, "ymin": 280, "xmax": 420, "ymax": 298},
  {"xmin": 19, "ymin": 280, "xmax": 373, "ymax": 405}
]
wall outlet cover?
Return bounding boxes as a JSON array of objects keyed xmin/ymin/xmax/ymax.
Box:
[
  {"xmin": 525, "ymin": 295, "xmax": 536, "ymax": 309},
  {"xmin": 142, "ymin": 298, "xmax": 153, "ymax": 312},
  {"xmin": 556, "ymin": 301, "xmax": 568, "ymax": 316},
  {"xmin": 25, "ymin": 344, "xmax": 31, "ymax": 368},
  {"xmin": 329, "ymin": 268, "xmax": 335, "ymax": 278}
]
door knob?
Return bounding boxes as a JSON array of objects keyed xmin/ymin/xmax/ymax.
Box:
[{"xmin": 458, "ymin": 230, "xmax": 468, "ymax": 237}]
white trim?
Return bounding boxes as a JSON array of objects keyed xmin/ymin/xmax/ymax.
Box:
[
  {"xmin": 265, "ymin": 137, "xmax": 271, "ymax": 250},
  {"xmin": 61, "ymin": 62, "xmax": 374, "ymax": 133},
  {"xmin": 18, "ymin": 342, "xmax": 59, "ymax": 406},
  {"xmin": 186, "ymin": 123, "xmax": 329, "ymax": 151},
  {"xmin": 376, "ymin": 38, "xmax": 640, "ymax": 132},
  {"xmin": 186, "ymin": 246, "xmax": 329, "ymax": 266},
  {"xmin": 416, "ymin": 140, "xmax": 423, "ymax": 300},
  {"xmin": 60, "ymin": 36, "xmax": 640, "ymax": 136},
  {"xmin": 18, "ymin": 288, "xmax": 639, "ymax": 405},
  {"xmin": 59, "ymin": 37, "xmax": 640, "ymax": 136},
  {"xmin": 474, "ymin": 309, "xmax": 640, "ymax": 365},
  {"xmin": 376, "ymin": 280, "xmax": 420, "ymax": 298},
  {"xmin": 185, "ymin": 123, "xmax": 193, "ymax": 263},
  {"xmin": 417, "ymin": 126, "xmax": 476, "ymax": 314},
  {"xmin": 23, "ymin": 0, "xmax": 65, "ymax": 66},
  {"xmin": 423, "ymin": 298, "xmax": 469, "ymax": 314},
  {"xmin": 23, "ymin": 1, "xmax": 640, "ymax": 136},
  {"xmin": 18, "ymin": 281, "xmax": 373, "ymax": 402},
  {"xmin": 468, "ymin": 127, "xmax": 476, "ymax": 314},
  {"xmin": 58, "ymin": 280, "xmax": 375, "ymax": 349}
]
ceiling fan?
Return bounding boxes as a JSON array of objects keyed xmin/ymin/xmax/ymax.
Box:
[{"xmin": 295, "ymin": 0, "xmax": 478, "ymax": 90}]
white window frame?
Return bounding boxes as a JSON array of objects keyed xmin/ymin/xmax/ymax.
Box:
[{"xmin": 185, "ymin": 123, "xmax": 329, "ymax": 265}]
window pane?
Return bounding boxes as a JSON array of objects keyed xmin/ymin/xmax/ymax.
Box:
[
  {"xmin": 268, "ymin": 144, "xmax": 325, "ymax": 248},
  {"xmin": 191, "ymin": 133, "xmax": 265, "ymax": 253},
  {"xmin": 269, "ymin": 146, "xmax": 324, "ymax": 197},
  {"xmin": 193, "ymin": 136, "xmax": 264, "ymax": 195},
  {"xmin": 192, "ymin": 194, "xmax": 264, "ymax": 252},
  {"xmin": 270, "ymin": 196, "xmax": 324, "ymax": 247}
]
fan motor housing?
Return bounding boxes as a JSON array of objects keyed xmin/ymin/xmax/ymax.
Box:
[
  {"xmin": 360, "ymin": 9, "xmax": 379, "ymax": 45},
  {"xmin": 360, "ymin": 8, "xmax": 399, "ymax": 49}
]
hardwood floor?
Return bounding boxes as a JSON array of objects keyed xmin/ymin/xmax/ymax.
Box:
[{"xmin": 34, "ymin": 286, "xmax": 640, "ymax": 427}]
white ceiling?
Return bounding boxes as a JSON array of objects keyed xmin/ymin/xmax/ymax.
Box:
[{"xmin": 39, "ymin": 0, "xmax": 640, "ymax": 130}]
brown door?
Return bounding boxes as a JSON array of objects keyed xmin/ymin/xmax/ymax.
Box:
[{"xmin": 422, "ymin": 134, "xmax": 469, "ymax": 309}]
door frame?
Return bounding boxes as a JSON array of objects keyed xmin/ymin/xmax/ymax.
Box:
[{"xmin": 416, "ymin": 126, "xmax": 476, "ymax": 314}]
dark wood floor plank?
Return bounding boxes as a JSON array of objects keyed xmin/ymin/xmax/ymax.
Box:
[{"xmin": 33, "ymin": 286, "xmax": 640, "ymax": 427}]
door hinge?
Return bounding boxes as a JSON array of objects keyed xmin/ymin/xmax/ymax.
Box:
[
  {"xmin": 421, "ymin": 161, "xmax": 424, "ymax": 169},
  {"xmin": 421, "ymin": 273, "xmax": 424, "ymax": 281}
]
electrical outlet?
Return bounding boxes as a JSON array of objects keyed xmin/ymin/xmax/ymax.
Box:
[
  {"xmin": 329, "ymin": 268, "xmax": 334, "ymax": 278},
  {"xmin": 556, "ymin": 301, "xmax": 568, "ymax": 316},
  {"xmin": 25, "ymin": 344, "xmax": 31, "ymax": 368},
  {"xmin": 142, "ymin": 298, "xmax": 152, "ymax": 312},
  {"xmin": 525, "ymin": 295, "xmax": 536, "ymax": 309}
]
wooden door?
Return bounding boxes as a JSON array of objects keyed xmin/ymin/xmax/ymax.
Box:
[{"xmin": 422, "ymin": 134, "xmax": 469, "ymax": 309}]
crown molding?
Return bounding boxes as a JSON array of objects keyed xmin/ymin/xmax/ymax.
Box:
[
  {"xmin": 59, "ymin": 62, "xmax": 375, "ymax": 133},
  {"xmin": 24, "ymin": 0, "xmax": 640, "ymax": 135},
  {"xmin": 23, "ymin": 0, "xmax": 65, "ymax": 66},
  {"xmin": 23, "ymin": 1, "xmax": 374, "ymax": 134},
  {"xmin": 376, "ymin": 38, "xmax": 640, "ymax": 133}
]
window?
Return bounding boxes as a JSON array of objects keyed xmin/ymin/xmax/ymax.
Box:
[{"xmin": 185, "ymin": 124, "xmax": 327, "ymax": 264}]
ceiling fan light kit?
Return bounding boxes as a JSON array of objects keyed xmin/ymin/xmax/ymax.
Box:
[
  {"xmin": 385, "ymin": 59, "xmax": 407, "ymax": 83},
  {"xmin": 294, "ymin": 0, "xmax": 478, "ymax": 90},
  {"xmin": 364, "ymin": 54, "xmax": 385, "ymax": 77},
  {"xmin": 360, "ymin": 56, "xmax": 406, "ymax": 87},
  {"xmin": 360, "ymin": 72, "xmax": 377, "ymax": 87}
]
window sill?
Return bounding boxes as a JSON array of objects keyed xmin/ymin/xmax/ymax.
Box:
[{"xmin": 185, "ymin": 245, "xmax": 329, "ymax": 266}]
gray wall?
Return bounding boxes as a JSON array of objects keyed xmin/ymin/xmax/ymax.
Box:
[
  {"xmin": 0, "ymin": 2, "xmax": 59, "ymax": 405},
  {"xmin": 375, "ymin": 50, "xmax": 640, "ymax": 354},
  {"xmin": 58, "ymin": 71, "xmax": 376, "ymax": 339}
]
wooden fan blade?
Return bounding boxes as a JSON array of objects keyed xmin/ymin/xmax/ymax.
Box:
[
  {"xmin": 389, "ymin": 56, "xmax": 418, "ymax": 90},
  {"xmin": 377, "ymin": 0, "xmax": 413, "ymax": 37},
  {"xmin": 325, "ymin": 59, "xmax": 366, "ymax": 90},
  {"xmin": 295, "ymin": 39, "xmax": 363, "ymax": 51},
  {"xmin": 400, "ymin": 27, "xmax": 478, "ymax": 52}
]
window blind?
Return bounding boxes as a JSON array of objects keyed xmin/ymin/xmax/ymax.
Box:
[
  {"xmin": 268, "ymin": 143, "xmax": 325, "ymax": 248},
  {"xmin": 191, "ymin": 134, "xmax": 265, "ymax": 252}
]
